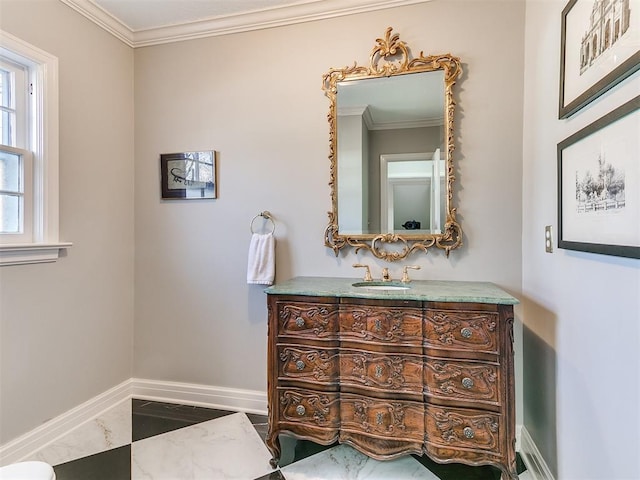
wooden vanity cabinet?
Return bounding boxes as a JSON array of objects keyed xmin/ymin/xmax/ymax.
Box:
[{"xmin": 266, "ymin": 292, "xmax": 518, "ymax": 480}]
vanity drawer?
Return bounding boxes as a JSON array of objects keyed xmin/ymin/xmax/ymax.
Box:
[
  {"xmin": 339, "ymin": 349, "xmax": 423, "ymax": 396},
  {"xmin": 278, "ymin": 388, "xmax": 340, "ymax": 430},
  {"xmin": 340, "ymin": 304, "xmax": 422, "ymax": 349},
  {"xmin": 340, "ymin": 393, "xmax": 424, "ymax": 441},
  {"xmin": 278, "ymin": 345, "xmax": 339, "ymax": 387},
  {"xmin": 276, "ymin": 300, "xmax": 339, "ymax": 342},
  {"xmin": 424, "ymin": 358, "xmax": 499, "ymax": 405},
  {"xmin": 424, "ymin": 309, "xmax": 499, "ymax": 356},
  {"xmin": 425, "ymin": 404, "xmax": 501, "ymax": 454}
]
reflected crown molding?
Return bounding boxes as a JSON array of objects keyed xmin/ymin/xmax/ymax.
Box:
[
  {"xmin": 337, "ymin": 105, "xmax": 442, "ymax": 130},
  {"xmin": 58, "ymin": 0, "xmax": 433, "ymax": 48}
]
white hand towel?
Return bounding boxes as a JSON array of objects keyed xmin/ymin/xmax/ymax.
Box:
[{"xmin": 247, "ymin": 232, "xmax": 275, "ymax": 285}]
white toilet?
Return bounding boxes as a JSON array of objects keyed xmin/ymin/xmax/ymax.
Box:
[{"xmin": 0, "ymin": 461, "xmax": 55, "ymax": 480}]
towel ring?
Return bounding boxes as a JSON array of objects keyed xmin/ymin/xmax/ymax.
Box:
[{"xmin": 250, "ymin": 211, "xmax": 275, "ymax": 234}]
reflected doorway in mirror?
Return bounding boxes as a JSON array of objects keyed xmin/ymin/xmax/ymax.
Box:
[{"xmin": 379, "ymin": 151, "xmax": 445, "ymax": 235}]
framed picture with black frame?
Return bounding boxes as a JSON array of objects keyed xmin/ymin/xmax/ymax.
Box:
[
  {"xmin": 557, "ymin": 95, "xmax": 639, "ymax": 258},
  {"xmin": 160, "ymin": 151, "xmax": 216, "ymax": 200},
  {"xmin": 559, "ymin": 0, "xmax": 640, "ymax": 119}
]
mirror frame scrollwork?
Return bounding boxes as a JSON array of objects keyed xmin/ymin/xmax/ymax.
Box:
[{"xmin": 323, "ymin": 27, "xmax": 462, "ymax": 261}]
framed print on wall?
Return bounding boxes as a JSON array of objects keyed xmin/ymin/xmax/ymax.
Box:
[
  {"xmin": 558, "ymin": 95, "xmax": 639, "ymax": 258},
  {"xmin": 160, "ymin": 151, "xmax": 216, "ymax": 200},
  {"xmin": 559, "ymin": 0, "xmax": 640, "ymax": 119}
]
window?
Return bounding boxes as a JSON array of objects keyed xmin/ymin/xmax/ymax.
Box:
[
  {"xmin": 0, "ymin": 31, "xmax": 69, "ymax": 265},
  {"xmin": 1, "ymin": 57, "xmax": 32, "ymax": 241}
]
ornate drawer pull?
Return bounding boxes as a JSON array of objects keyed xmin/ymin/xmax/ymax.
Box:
[
  {"xmin": 296, "ymin": 405, "xmax": 306, "ymax": 416},
  {"xmin": 376, "ymin": 412, "xmax": 384, "ymax": 425},
  {"xmin": 463, "ymin": 427, "xmax": 475, "ymax": 439},
  {"xmin": 460, "ymin": 327, "xmax": 473, "ymax": 339},
  {"xmin": 374, "ymin": 365, "xmax": 384, "ymax": 378},
  {"xmin": 295, "ymin": 317, "xmax": 305, "ymax": 327},
  {"xmin": 295, "ymin": 360, "xmax": 305, "ymax": 371},
  {"xmin": 462, "ymin": 377, "xmax": 474, "ymax": 389},
  {"xmin": 374, "ymin": 319, "xmax": 382, "ymax": 331}
]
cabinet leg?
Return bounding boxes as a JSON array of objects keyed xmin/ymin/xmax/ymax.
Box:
[
  {"xmin": 266, "ymin": 431, "xmax": 281, "ymax": 468},
  {"xmin": 499, "ymin": 466, "xmax": 519, "ymax": 480}
]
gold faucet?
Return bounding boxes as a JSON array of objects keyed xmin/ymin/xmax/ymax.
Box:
[
  {"xmin": 381, "ymin": 268, "xmax": 391, "ymax": 282},
  {"xmin": 353, "ymin": 264, "xmax": 373, "ymax": 281},
  {"xmin": 401, "ymin": 265, "xmax": 421, "ymax": 283}
]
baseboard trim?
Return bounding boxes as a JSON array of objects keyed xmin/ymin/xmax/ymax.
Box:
[
  {"xmin": 520, "ymin": 425, "xmax": 555, "ymax": 480},
  {"xmin": 0, "ymin": 380, "xmax": 131, "ymax": 465},
  {"xmin": 0, "ymin": 378, "xmax": 268, "ymax": 465},
  {"xmin": 130, "ymin": 378, "xmax": 268, "ymax": 415}
]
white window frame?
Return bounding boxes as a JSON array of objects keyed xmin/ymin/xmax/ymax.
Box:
[{"xmin": 0, "ymin": 31, "xmax": 71, "ymax": 265}]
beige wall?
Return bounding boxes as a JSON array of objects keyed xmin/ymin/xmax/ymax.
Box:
[
  {"xmin": 134, "ymin": 0, "xmax": 525, "ymax": 406},
  {"xmin": 0, "ymin": 0, "xmax": 526, "ymax": 449},
  {"xmin": 522, "ymin": 1, "xmax": 640, "ymax": 478},
  {"xmin": 0, "ymin": 0, "xmax": 134, "ymax": 443}
]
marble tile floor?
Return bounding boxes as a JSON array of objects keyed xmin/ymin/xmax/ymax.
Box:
[{"xmin": 21, "ymin": 399, "xmax": 531, "ymax": 480}]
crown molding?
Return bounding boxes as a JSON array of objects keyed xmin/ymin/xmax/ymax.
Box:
[
  {"xmin": 59, "ymin": 0, "xmax": 431, "ymax": 48},
  {"xmin": 337, "ymin": 106, "xmax": 369, "ymax": 117},
  {"xmin": 338, "ymin": 105, "xmax": 374, "ymax": 130}
]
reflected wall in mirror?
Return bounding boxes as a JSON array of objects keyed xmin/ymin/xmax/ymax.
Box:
[{"xmin": 323, "ymin": 27, "xmax": 462, "ymax": 261}]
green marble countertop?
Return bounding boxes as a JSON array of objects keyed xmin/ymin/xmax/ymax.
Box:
[{"xmin": 264, "ymin": 276, "xmax": 519, "ymax": 305}]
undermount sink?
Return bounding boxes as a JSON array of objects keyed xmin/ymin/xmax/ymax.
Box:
[{"xmin": 352, "ymin": 281, "xmax": 411, "ymax": 291}]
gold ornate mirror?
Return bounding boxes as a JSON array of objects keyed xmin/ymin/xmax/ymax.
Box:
[{"xmin": 323, "ymin": 28, "xmax": 462, "ymax": 261}]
